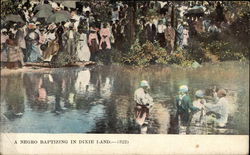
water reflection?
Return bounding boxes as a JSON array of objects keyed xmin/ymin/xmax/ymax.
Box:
[
  {"xmin": 1, "ymin": 74, "xmax": 25, "ymax": 120},
  {"xmin": 0, "ymin": 62, "xmax": 249, "ymax": 134}
]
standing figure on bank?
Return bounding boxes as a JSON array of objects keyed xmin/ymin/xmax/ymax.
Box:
[
  {"xmin": 88, "ymin": 26, "xmax": 99, "ymax": 61},
  {"xmin": 1, "ymin": 29, "xmax": 9, "ymax": 62},
  {"xmin": 145, "ymin": 19, "xmax": 157, "ymax": 43},
  {"xmin": 63, "ymin": 25, "xmax": 79, "ymax": 63},
  {"xmin": 156, "ymin": 20, "xmax": 166, "ymax": 47},
  {"xmin": 26, "ymin": 24, "xmax": 42, "ymax": 62},
  {"xmin": 76, "ymin": 28, "xmax": 91, "ymax": 62},
  {"xmin": 6, "ymin": 33, "xmax": 24, "ymax": 68},
  {"xmin": 164, "ymin": 22, "xmax": 175, "ymax": 54},
  {"xmin": 43, "ymin": 29, "xmax": 59, "ymax": 62},
  {"xmin": 176, "ymin": 21, "xmax": 184, "ymax": 48},
  {"xmin": 99, "ymin": 23, "xmax": 111, "ymax": 50},
  {"xmin": 182, "ymin": 23, "xmax": 189, "ymax": 48},
  {"xmin": 15, "ymin": 23, "xmax": 27, "ymax": 62}
]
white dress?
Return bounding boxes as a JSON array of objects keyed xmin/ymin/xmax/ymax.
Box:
[
  {"xmin": 77, "ymin": 33, "xmax": 91, "ymax": 61},
  {"xmin": 182, "ymin": 29, "xmax": 189, "ymax": 46}
]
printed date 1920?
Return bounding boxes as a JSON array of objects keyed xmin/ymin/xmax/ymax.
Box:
[{"xmin": 96, "ymin": 140, "xmax": 129, "ymax": 144}]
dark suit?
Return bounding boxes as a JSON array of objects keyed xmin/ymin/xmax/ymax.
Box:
[{"xmin": 146, "ymin": 23, "xmax": 157, "ymax": 42}]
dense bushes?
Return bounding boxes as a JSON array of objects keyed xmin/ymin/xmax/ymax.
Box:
[
  {"xmin": 119, "ymin": 40, "xmax": 196, "ymax": 66},
  {"xmin": 114, "ymin": 28, "xmax": 248, "ymax": 66}
]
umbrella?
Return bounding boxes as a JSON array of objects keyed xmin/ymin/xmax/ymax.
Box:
[
  {"xmin": 35, "ymin": 9, "xmax": 53, "ymax": 18},
  {"xmin": 34, "ymin": 4, "xmax": 53, "ymax": 11},
  {"xmin": 47, "ymin": 12, "xmax": 71, "ymax": 23},
  {"xmin": 56, "ymin": 10, "xmax": 71, "ymax": 18},
  {"xmin": 184, "ymin": 6, "xmax": 205, "ymax": 16},
  {"xmin": 62, "ymin": 1, "xmax": 76, "ymax": 8},
  {"xmin": 187, "ymin": 6, "xmax": 205, "ymax": 14},
  {"xmin": 5, "ymin": 14, "xmax": 25, "ymax": 23}
]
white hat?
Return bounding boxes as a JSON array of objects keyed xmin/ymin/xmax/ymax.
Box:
[
  {"xmin": 195, "ymin": 90, "xmax": 205, "ymax": 98},
  {"xmin": 140, "ymin": 80, "xmax": 150, "ymax": 88},
  {"xmin": 179, "ymin": 85, "xmax": 188, "ymax": 93},
  {"xmin": 1, "ymin": 28, "xmax": 7, "ymax": 33}
]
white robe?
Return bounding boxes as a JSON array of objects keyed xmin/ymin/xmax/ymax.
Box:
[
  {"xmin": 76, "ymin": 33, "xmax": 90, "ymax": 61},
  {"xmin": 134, "ymin": 88, "xmax": 154, "ymax": 107}
]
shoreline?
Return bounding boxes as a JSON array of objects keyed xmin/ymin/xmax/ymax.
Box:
[
  {"xmin": 0, "ymin": 61, "xmax": 96, "ymax": 76},
  {"xmin": 1, "ymin": 60, "xmax": 248, "ymax": 76}
]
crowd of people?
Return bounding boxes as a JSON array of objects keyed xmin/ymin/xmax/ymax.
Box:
[
  {"xmin": 134, "ymin": 80, "xmax": 231, "ymax": 134},
  {"xmin": 1, "ymin": 0, "xmax": 228, "ymax": 68}
]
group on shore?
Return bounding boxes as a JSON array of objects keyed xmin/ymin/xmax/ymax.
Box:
[{"xmin": 1, "ymin": 1, "xmax": 228, "ymax": 68}]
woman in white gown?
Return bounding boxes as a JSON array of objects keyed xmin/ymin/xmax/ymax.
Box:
[{"xmin": 76, "ymin": 29, "xmax": 91, "ymax": 62}]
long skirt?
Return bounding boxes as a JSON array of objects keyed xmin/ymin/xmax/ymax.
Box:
[
  {"xmin": 7, "ymin": 45, "xmax": 24, "ymax": 65},
  {"xmin": 66, "ymin": 39, "xmax": 77, "ymax": 61},
  {"xmin": 89, "ymin": 39, "xmax": 99, "ymax": 61},
  {"xmin": 77, "ymin": 40, "xmax": 91, "ymax": 61},
  {"xmin": 43, "ymin": 40, "xmax": 60, "ymax": 61},
  {"xmin": 27, "ymin": 43, "xmax": 42, "ymax": 62},
  {"xmin": 1, "ymin": 44, "xmax": 8, "ymax": 62}
]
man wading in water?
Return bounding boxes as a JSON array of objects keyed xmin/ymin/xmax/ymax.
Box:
[
  {"xmin": 134, "ymin": 80, "xmax": 154, "ymax": 134},
  {"xmin": 176, "ymin": 85, "xmax": 199, "ymax": 134}
]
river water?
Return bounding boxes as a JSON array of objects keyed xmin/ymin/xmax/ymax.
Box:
[{"xmin": 0, "ymin": 61, "xmax": 249, "ymax": 134}]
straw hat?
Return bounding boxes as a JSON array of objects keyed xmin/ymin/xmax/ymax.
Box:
[{"xmin": 217, "ymin": 89, "xmax": 227, "ymax": 97}]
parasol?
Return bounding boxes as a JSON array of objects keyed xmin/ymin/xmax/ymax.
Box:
[
  {"xmin": 35, "ymin": 9, "xmax": 53, "ymax": 18},
  {"xmin": 5, "ymin": 14, "xmax": 25, "ymax": 23},
  {"xmin": 47, "ymin": 12, "xmax": 71, "ymax": 23},
  {"xmin": 34, "ymin": 4, "xmax": 53, "ymax": 11}
]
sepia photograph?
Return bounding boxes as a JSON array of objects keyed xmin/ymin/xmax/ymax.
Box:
[{"xmin": 0, "ymin": 0, "xmax": 249, "ymax": 154}]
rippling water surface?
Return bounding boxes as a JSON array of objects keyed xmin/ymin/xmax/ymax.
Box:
[{"xmin": 0, "ymin": 61, "xmax": 249, "ymax": 134}]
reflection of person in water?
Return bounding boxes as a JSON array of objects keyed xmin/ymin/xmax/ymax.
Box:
[
  {"xmin": 52, "ymin": 70, "xmax": 78, "ymax": 113},
  {"xmin": 36, "ymin": 77, "xmax": 48, "ymax": 103},
  {"xmin": 134, "ymin": 80, "xmax": 154, "ymax": 134},
  {"xmin": 52, "ymin": 73, "xmax": 63, "ymax": 114},
  {"xmin": 5, "ymin": 74, "xmax": 25, "ymax": 116},
  {"xmin": 24, "ymin": 74, "xmax": 42, "ymax": 104}
]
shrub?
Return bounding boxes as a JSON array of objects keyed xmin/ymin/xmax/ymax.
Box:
[{"xmin": 204, "ymin": 41, "xmax": 247, "ymax": 61}]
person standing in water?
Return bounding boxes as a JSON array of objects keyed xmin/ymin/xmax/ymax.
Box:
[
  {"xmin": 205, "ymin": 89, "xmax": 229, "ymax": 127},
  {"xmin": 192, "ymin": 90, "xmax": 207, "ymax": 126},
  {"xmin": 134, "ymin": 80, "xmax": 154, "ymax": 134},
  {"xmin": 176, "ymin": 85, "xmax": 199, "ymax": 126}
]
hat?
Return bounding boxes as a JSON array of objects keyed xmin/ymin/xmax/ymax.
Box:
[
  {"xmin": 1, "ymin": 28, "xmax": 7, "ymax": 33},
  {"xmin": 179, "ymin": 85, "xmax": 188, "ymax": 93},
  {"xmin": 217, "ymin": 89, "xmax": 227, "ymax": 97},
  {"xmin": 195, "ymin": 90, "xmax": 205, "ymax": 98},
  {"xmin": 140, "ymin": 80, "xmax": 150, "ymax": 88}
]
